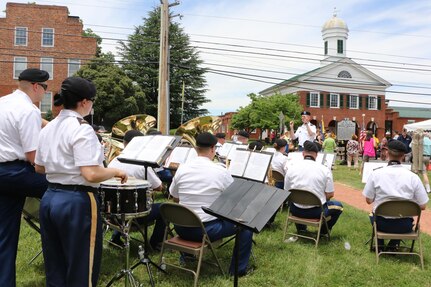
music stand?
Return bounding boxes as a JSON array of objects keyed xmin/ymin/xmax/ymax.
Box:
[{"xmin": 202, "ymin": 178, "xmax": 289, "ymax": 286}]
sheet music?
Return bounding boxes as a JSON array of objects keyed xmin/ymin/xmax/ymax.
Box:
[
  {"xmin": 121, "ymin": 135, "xmax": 175, "ymax": 164},
  {"xmin": 120, "ymin": 136, "xmax": 152, "ymax": 159},
  {"xmin": 227, "ymin": 145, "xmax": 247, "ymax": 161},
  {"xmin": 362, "ymin": 162, "xmax": 411, "ymax": 183},
  {"xmin": 218, "ymin": 142, "xmax": 234, "ymax": 158},
  {"xmin": 321, "ymin": 153, "xmax": 335, "ymax": 170},
  {"xmin": 287, "ymin": 152, "xmax": 331, "ymax": 169},
  {"xmin": 228, "ymin": 149, "xmax": 250, "ymax": 177},
  {"xmin": 164, "ymin": 147, "xmax": 189, "ymax": 167},
  {"xmin": 264, "ymin": 147, "xmax": 276, "ymax": 154},
  {"xmin": 243, "ymin": 152, "xmax": 272, "ymax": 182}
]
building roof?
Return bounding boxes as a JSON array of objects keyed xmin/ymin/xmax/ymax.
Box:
[
  {"xmin": 388, "ymin": 106, "xmax": 431, "ymax": 119},
  {"xmin": 322, "ymin": 14, "xmax": 348, "ymax": 30}
]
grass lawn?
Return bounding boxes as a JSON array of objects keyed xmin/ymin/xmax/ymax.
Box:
[{"xmin": 16, "ymin": 165, "xmax": 431, "ymax": 286}]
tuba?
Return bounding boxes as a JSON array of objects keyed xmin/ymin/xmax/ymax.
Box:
[
  {"xmin": 175, "ymin": 116, "xmax": 222, "ymax": 147},
  {"xmin": 104, "ymin": 114, "xmax": 157, "ymax": 164}
]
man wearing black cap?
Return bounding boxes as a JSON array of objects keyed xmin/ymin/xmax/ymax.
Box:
[
  {"xmin": 0, "ymin": 68, "xmax": 50, "ymax": 286},
  {"xmin": 235, "ymin": 130, "xmax": 249, "ymax": 145},
  {"xmin": 215, "ymin": 132, "xmax": 226, "ymax": 154},
  {"xmin": 289, "ymin": 111, "xmax": 317, "ymax": 151},
  {"xmin": 363, "ymin": 139, "xmax": 428, "ymax": 251},
  {"xmin": 284, "ymin": 141, "xmax": 343, "ymax": 233},
  {"xmin": 169, "ymin": 132, "xmax": 253, "ymax": 276}
]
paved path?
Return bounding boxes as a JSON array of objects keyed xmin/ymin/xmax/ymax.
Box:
[{"xmin": 334, "ymin": 182, "xmax": 431, "ymax": 235}]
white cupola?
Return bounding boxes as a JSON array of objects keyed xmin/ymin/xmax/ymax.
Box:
[{"xmin": 321, "ymin": 10, "xmax": 349, "ymax": 60}]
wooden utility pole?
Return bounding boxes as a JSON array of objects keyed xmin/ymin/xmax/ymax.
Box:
[{"xmin": 157, "ymin": 0, "xmax": 179, "ymax": 134}]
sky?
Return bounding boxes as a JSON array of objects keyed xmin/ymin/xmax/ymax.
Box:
[{"xmin": 2, "ymin": 0, "xmax": 431, "ymax": 116}]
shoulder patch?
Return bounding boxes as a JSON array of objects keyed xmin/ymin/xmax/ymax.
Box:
[{"xmin": 77, "ymin": 118, "xmax": 89, "ymax": 125}]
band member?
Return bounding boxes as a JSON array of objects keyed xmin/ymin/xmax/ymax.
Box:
[
  {"xmin": 35, "ymin": 77, "xmax": 128, "ymax": 286},
  {"xmin": 284, "ymin": 141, "xmax": 343, "ymax": 233},
  {"xmin": 289, "ymin": 111, "xmax": 316, "ymax": 151},
  {"xmin": 0, "ymin": 68, "xmax": 50, "ymax": 287},
  {"xmin": 169, "ymin": 132, "xmax": 253, "ymax": 276},
  {"xmin": 235, "ymin": 130, "xmax": 249, "ymax": 145},
  {"xmin": 215, "ymin": 132, "xmax": 226, "ymax": 154},
  {"xmin": 108, "ymin": 130, "xmax": 165, "ymax": 249},
  {"xmin": 271, "ymin": 139, "xmax": 288, "ymax": 189}
]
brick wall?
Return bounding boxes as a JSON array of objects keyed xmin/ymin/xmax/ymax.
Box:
[{"xmin": 0, "ymin": 3, "xmax": 96, "ymax": 110}]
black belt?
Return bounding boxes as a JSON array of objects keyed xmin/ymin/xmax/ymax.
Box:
[
  {"xmin": 0, "ymin": 160, "xmax": 26, "ymax": 166},
  {"xmin": 48, "ymin": 183, "xmax": 98, "ymax": 193}
]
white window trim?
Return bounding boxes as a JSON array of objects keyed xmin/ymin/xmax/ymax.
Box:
[
  {"xmin": 39, "ymin": 92, "xmax": 53, "ymax": 113},
  {"xmin": 41, "ymin": 28, "xmax": 55, "ymax": 47},
  {"xmin": 13, "ymin": 56, "xmax": 27, "ymax": 79},
  {"xmin": 40, "ymin": 57, "xmax": 54, "ymax": 79},
  {"xmin": 330, "ymin": 93, "xmax": 340, "ymax": 108},
  {"xmin": 310, "ymin": 92, "xmax": 320, "ymax": 108},
  {"xmin": 14, "ymin": 27, "xmax": 28, "ymax": 46},
  {"xmin": 68, "ymin": 59, "xmax": 81, "ymax": 77},
  {"xmin": 349, "ymin": 94, "xmax": 359, "ymax": 109},
  {"xmin": 368, "ymin": 95, "xmax": 378, "ymax": 110}
]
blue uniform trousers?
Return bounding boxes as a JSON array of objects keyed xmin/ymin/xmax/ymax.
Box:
[
  {"xmin": 290, "ymin": 200, "xmax": 344, "ymax": 232},
  {"xmin": 40, "ymin": 188, "xmax": 102, "ymax": 287},
  {"xmin": 175, "ymin": 219, "xmax": 253, "ymax": 275},
  {"xmin": 0, "ymin": 161, "xmax": 47, "ymax": 287},
  {"xmin": 369, "ymin": 215, "xmax": 413, "ymax": 248}
]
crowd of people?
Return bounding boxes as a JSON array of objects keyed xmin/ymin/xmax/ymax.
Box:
[{"xmin": 0, "ymin": 68, "xmax": 430, "ymax": 286}]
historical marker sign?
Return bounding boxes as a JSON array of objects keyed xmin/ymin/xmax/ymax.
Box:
[{"xmin": 337, "ymin": 120, "xmax": 356, "ymax": 141}]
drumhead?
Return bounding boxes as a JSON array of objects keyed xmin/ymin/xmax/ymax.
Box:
[{"xmin": 101, "ymin": 177, "xmax": 151, "ymax": 189}]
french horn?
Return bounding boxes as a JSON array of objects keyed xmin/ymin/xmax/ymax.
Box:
[{"xmin": 175, "ymin": 116, "xmax": 222, "ymax": 147}]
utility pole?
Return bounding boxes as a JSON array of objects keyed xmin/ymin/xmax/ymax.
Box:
[{"xmin": 157, "ymin": 0, "xmax": 179, "ymax": 134}]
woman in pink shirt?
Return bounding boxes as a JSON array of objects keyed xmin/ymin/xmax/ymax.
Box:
[{"xmin": 360, "ymin": 131, "xmax": 376, "ymax": 175}]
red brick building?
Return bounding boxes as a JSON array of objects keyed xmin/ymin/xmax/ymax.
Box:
[
  {"xmin": 0, "ymin": 2, "xmax": 97, "ymax": 114},
  {"xmin": 386, "ymin": 106, "xmax": 431, "ymax": 134},
  {"xmin": 259, "ymin": 13, "xmax": 391, "ymax": 138}
]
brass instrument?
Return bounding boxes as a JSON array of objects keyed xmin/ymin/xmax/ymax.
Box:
[
  {"xmin": 175, "ymin": 116, "xmax": 222, "ymax": 147},
  {"xmin": 104, "ymin": 114, "xmax": 157, "ymax": 164}
]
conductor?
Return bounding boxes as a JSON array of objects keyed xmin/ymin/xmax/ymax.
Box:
[{"xmin": 289, "ymin": 111, "xmax": 316, "ymax": 151}]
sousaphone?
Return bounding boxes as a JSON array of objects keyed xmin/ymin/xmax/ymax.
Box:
[{"xmin": 175, "ymin": 116, "xmax": 222, "ymax": 147}]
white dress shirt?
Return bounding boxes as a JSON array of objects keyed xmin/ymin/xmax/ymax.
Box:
[
  {"xmin": 271, "ymin": 150, "xmax": 288, "ymax": 176},
  {"xmin": 294, "ymin": 123, "xmax": 317, "ymax": 147}
]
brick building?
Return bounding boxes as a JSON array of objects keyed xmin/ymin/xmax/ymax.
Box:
[
  {"xmin": 259, "ymin": 13, "xmax": 391, "ymax": 138},
  {"xmin": 0, "ymin": 2, "xmax": 97, "ymax": 114},
  {"xmin": 386, "ymin": 106, "xmax": 431, "ymax": 134}
]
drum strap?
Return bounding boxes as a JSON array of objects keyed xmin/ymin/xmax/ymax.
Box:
[{"xmin": 48, "ymin": 183, "xmax": 98, "ymax": 193}]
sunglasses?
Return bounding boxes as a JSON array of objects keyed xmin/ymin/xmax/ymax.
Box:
[{"xmin": 33, "ymin": 82, "xmax": 48, "ymax": 91}]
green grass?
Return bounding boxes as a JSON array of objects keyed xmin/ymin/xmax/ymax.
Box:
[{"xmin": 16, "ymin": 166, "xmax": 431, "ymax": 286}]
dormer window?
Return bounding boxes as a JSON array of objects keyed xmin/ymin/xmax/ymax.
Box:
[{"xmin": 337, "ymin": 70, "xmax": 352, "ymax": 78}]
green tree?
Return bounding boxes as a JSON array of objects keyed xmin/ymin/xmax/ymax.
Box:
[
  {"xmin": 76, "ymin": 53, "xmax": 146, "ymax": 128},
  {"xmin": 82, "ymin": 28, "xmax": 102, "ymax": 57},
  {"xmin": 231, "ymin": 93, "xmax": 302, "ymax": 136},
  {"xmin": 119, "ymin": 8, "xmax": 209, "ymax": 128}
]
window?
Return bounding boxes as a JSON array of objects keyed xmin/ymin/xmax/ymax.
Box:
[
  {"xmin": 68, "ymin": 59, "xmax": 81, "ymax": 76},
  {"xmin": 13, "ymin": 57, "xmax": 27, "ymax": 79},
  {"xmin": 330, "ymin": 93, "xmax": 340, "ymax": 108},
  {"xmin": 349, "ymin": 94, "xmax": 359, "ymax": 109},
  {"xmin": 40, "ymin": 92, "xmax": 52, "ymax": 113},
  {"xmin": 40, "ymin": 57, "xmax": 53, "ymax": 79},
  {"xmin": 324, "ymin": 41, "xmax": 328, "ymax": 55},
  {"xmin": 15, "ymin": 27, "xmax": 27, "ymax": 46},
  {"xmin": 310, "ymin": 92, "xmax": 320, "ymax": 108},
  {"xmin": 368, "ymin": 95, "xmax": 377, "ymax": 110},
  {"xmin": 42, "ymin": 28, "xmax": 54, "ymax": 47},
  {"xmin": 337, "ymin": 70, "xmax": 352, "ymax": 78},
  {"xmin": 337, "ymin": 39, "xmax": 343, "ymax": 54}
]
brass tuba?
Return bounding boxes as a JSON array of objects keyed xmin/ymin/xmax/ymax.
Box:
[
  {"xmin": 104, "ymin": 114, "xmax": 157, "ymax": 164},
  {"xmin": 175, "ymin": 116, "xmax": 222, "ymax": 147}
]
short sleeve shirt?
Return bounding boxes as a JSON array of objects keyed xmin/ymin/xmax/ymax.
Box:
[
  {"xmin": 0, "ymin": 90, "xmax": 42, "ymax": 162},
  {"xmin": 294, "ymin": 123, "xmax": 317, "ymax": 147},
  {"xmin": 35, "ymin": 109, "xmax": 104, "ymax": 187},
  {"xmin": 271, "ymin": 151, "xmax": 288, "ymax": 176}
]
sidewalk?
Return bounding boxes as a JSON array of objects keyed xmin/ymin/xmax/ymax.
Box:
[{"xmin": 334, "ymin": 182, "xmax": 431, "ymax": 235}]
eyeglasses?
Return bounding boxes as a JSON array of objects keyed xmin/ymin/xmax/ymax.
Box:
[{"xmin": 33, "ymin": 82, "xmax": 48, "ymax": 91}]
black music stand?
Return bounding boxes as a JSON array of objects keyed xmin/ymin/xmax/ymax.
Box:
[{"xmin": 202, "ymin": 178, "xmax": 289, "ymax": 287}]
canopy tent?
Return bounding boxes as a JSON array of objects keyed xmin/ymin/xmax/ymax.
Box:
[{"xmin": 403, "ymin": 119, "xmax": 431, "ymax": 132}]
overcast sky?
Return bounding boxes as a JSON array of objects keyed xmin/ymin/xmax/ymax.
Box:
[{"xmin": 3, "ymin": 0, "xmax": 431, "ymax": 116}]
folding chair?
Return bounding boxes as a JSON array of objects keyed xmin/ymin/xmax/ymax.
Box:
[
  {"xmin": 159, "ymin": 203, "xmax": 224, "ymax": 287},
  {"xmin": 22, "ymin": 197, "xmax": 43, "ymax": 264},
  {"xmin": 271, "ymin": 170, "xmax": 284, "ymax": 187},
  {"xmin": 283, "ymin": 189, "xmax": 330, "ymax": 248},
  {"xmin": 371, "ymin": 200, "xmax": 424, "ymax": 268}
]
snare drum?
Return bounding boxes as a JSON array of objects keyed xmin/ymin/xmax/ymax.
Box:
[{"xmin": 100, "ymin": 178, "xmax": 151, "ymax": 217}]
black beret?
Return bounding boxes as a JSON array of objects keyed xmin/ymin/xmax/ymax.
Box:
[
  {"xmin": 388, "ymin": 139, "xmax": 407, "ymax": 153},
  {"xmin": 196, "ymin": 132, "xmax": 218, "ymax": 147},
  {"xmin": 147, "ymin": 128, "xmax": 162, "ymax": 135},
  {"xmin": 61, "ymin": 77, "xmax": 96, "ymax": 101},
  {"xmin": 275, "ymin": 138, "xmax": 287, "ymax": 147},
  {"xmin": 18, "ymin": 68, "xmax": 49, "ymax": 82},
  {"xmin": 215, "ymin": 133, "xmax": 225, "ymax": 139},
  {"xmin": 124, "ymin": 130, "xmax": 144, "ymax": 143},
  {"xmin": 248, "ymin": 141, "xmax": 264, "ymax": 151},
  {"xmin": 301, "ymin": 111, "xmax": 311, "ymax": 116},
  {"xmin": 238, "ymin": 130, "xmax": 249, "ymax": 138},
  {"xmin": 303, "ymin": 140, "xmax": 319, "ymax": 153}
]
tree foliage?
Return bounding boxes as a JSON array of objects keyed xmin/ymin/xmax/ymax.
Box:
[
  {"xmin": 82, "ymin": 28, "xmax": 102, "ymax": 57},
  {"xmin": 231, "ymin": 93, "xmax": 303, "ymax": 132},
  {"xmin": 119, "ymin": 8, "xmax": 209, "ymax": 128},
  {"xmin": 76, "ymin": 53, "xmax": 146, "ymax": 128}
]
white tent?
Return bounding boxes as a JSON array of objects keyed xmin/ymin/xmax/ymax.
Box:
[{"xmin": 403, "ymin": 119, "xmax": 431, "ymax": 132}]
